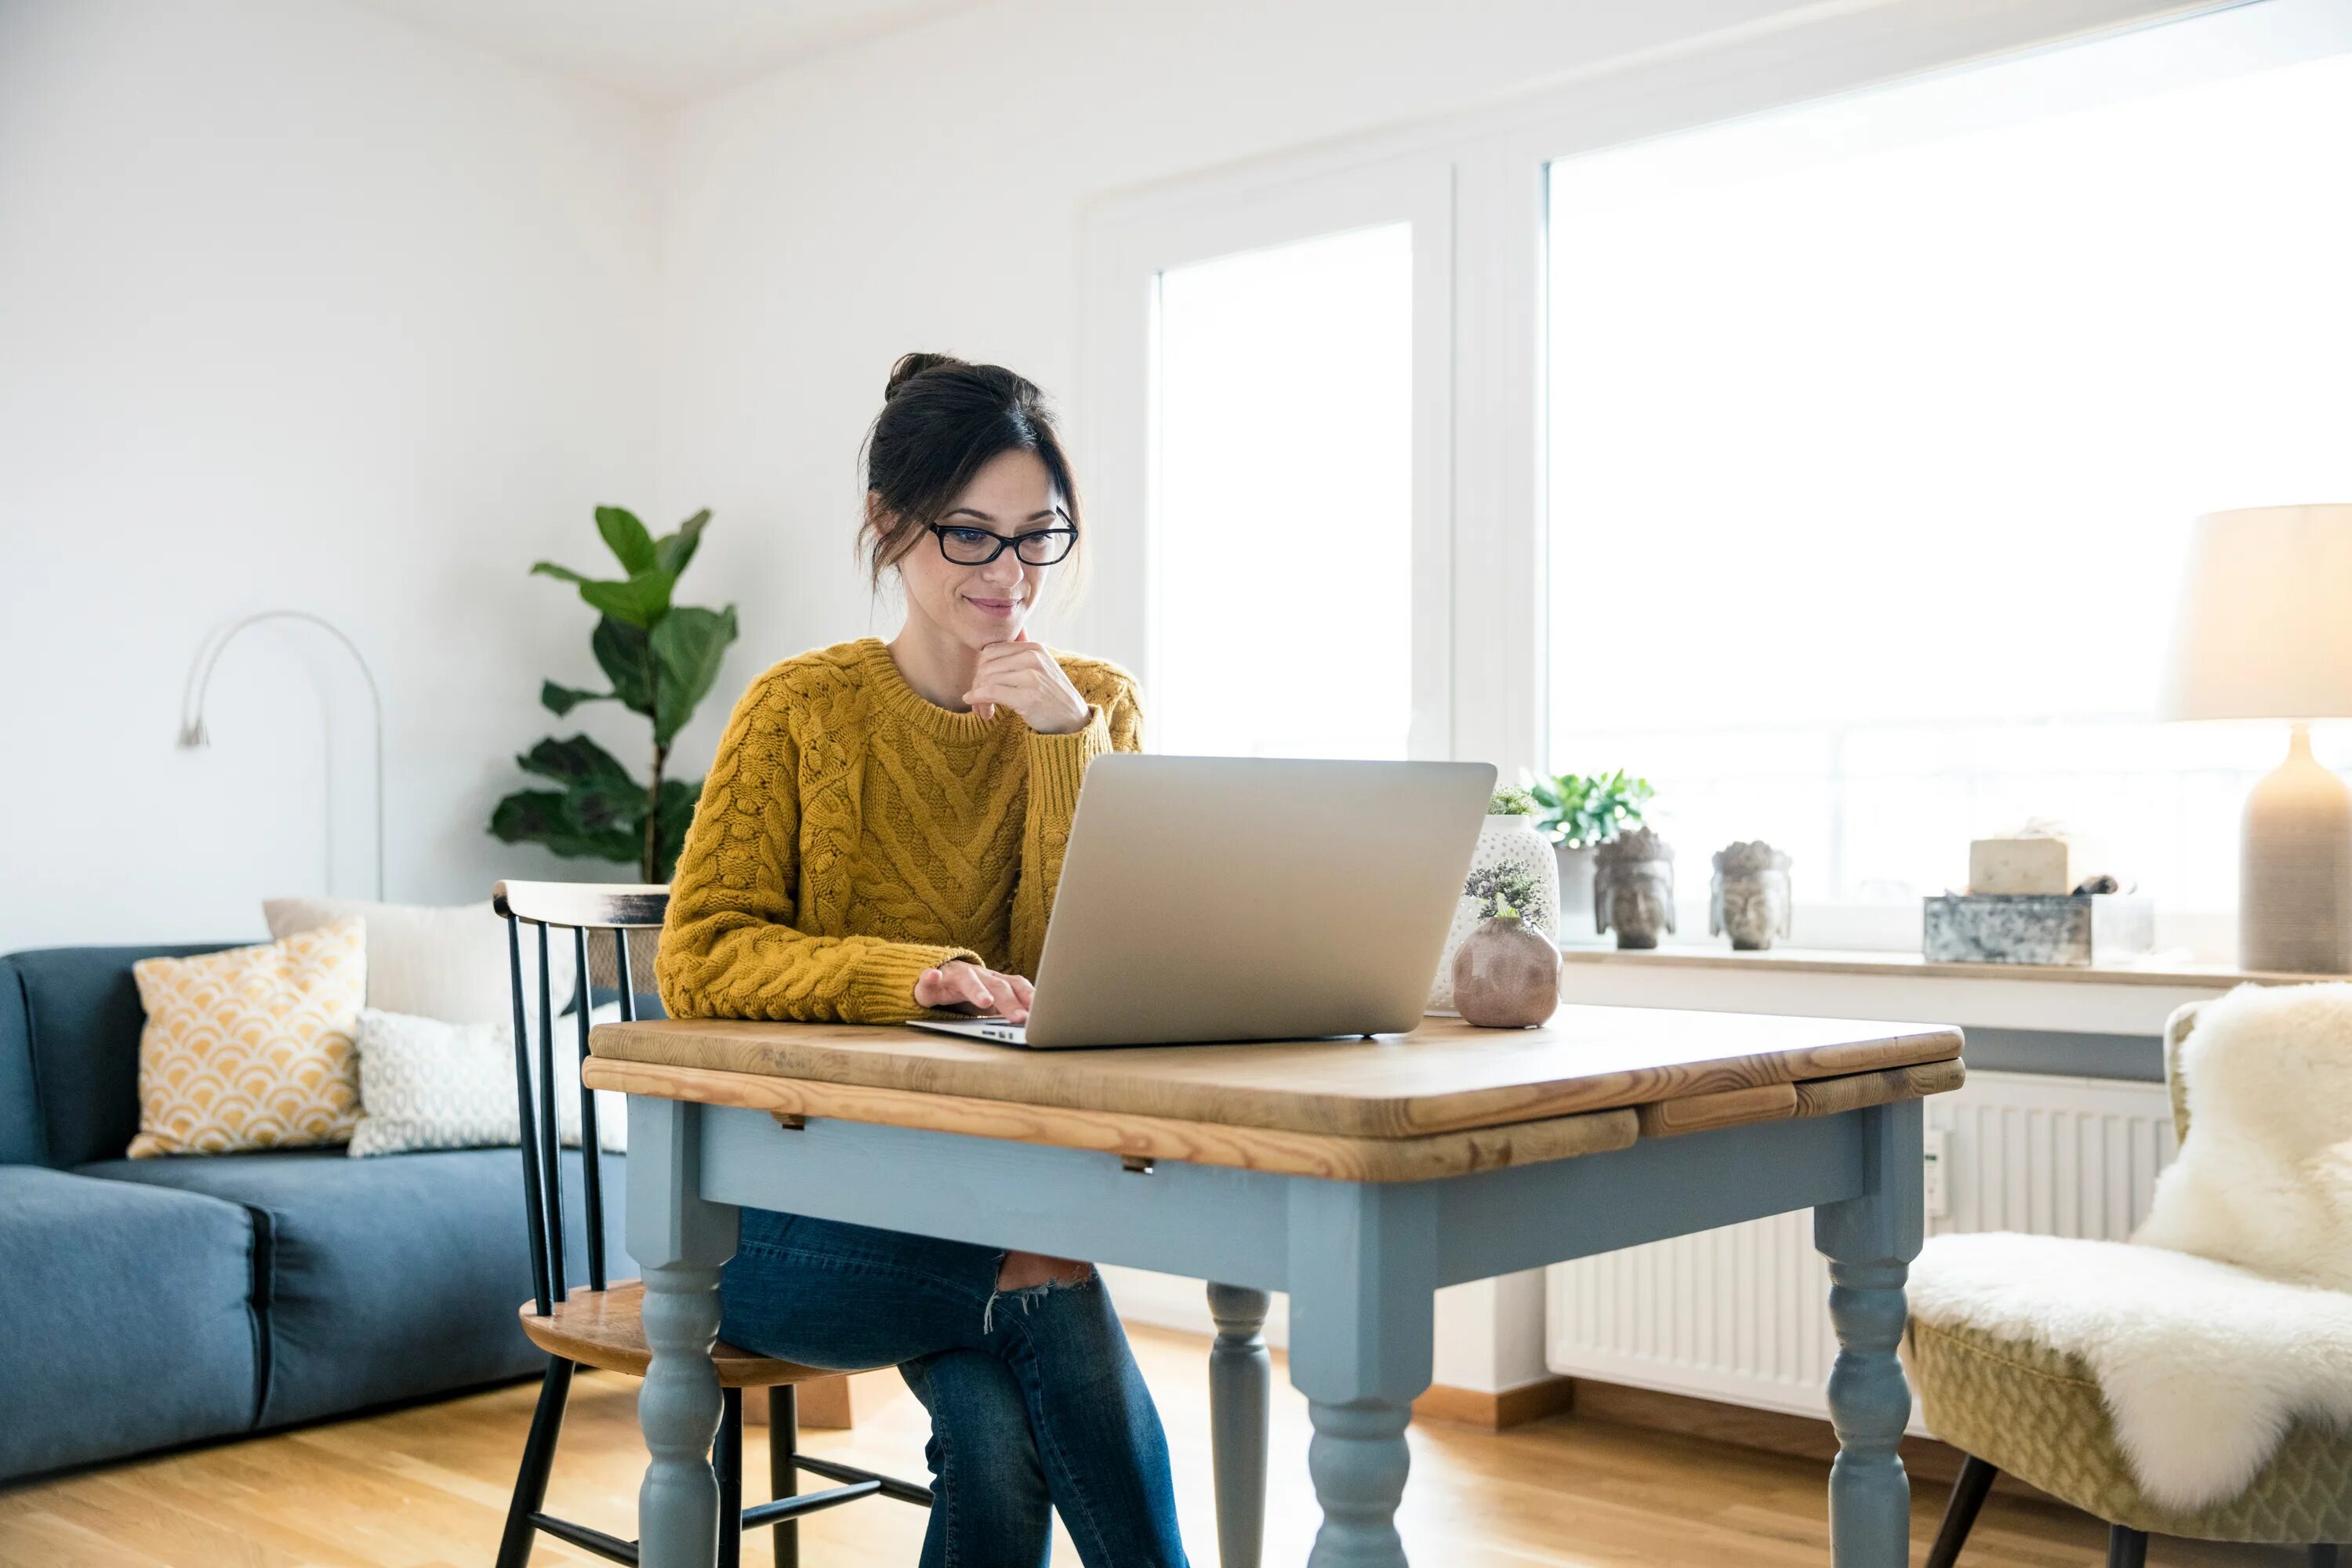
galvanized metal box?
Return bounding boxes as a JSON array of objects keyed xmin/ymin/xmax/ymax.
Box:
[{"xmin": 1921, "ymin": 893, "xmax": 2154, "ymax": 966}]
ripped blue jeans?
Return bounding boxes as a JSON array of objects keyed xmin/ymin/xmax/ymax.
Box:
[{"xmin": 717, "ymin": 1209, "xmax": 1189, "ymax": 1568}]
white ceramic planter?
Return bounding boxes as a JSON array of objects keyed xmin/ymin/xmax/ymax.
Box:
[
  {"xmin": 1554, "ymin": 841, "xmax": 1598, "ymax": 942},
  {"xmin": 1428, "ymin": 814, "xmax": 1561, "ymax": 1014}
]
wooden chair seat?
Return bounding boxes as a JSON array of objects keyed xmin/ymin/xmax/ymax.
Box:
[{"xmin": 518, "ymin": 1280, "xmax": 854, "ymax": 1389}]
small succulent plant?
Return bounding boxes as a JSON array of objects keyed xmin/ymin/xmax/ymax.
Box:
[{"xmin": 1487, "ymin": 785, "xmax": 1540, "ymax": 816}]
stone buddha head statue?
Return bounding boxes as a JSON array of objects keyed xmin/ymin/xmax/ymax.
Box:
[
  {"xmin": 1710, "ymin": 840, "xmax": 1794, "ymax": 951},
  {"xmin": 1594, "ymin": 826, "xmax": 1675, "ymax": 949}
]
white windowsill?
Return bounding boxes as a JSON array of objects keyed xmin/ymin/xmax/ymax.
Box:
[{"xmin": 1551, "ymin": 942, "xmax": 2339, "ymax": 1037}]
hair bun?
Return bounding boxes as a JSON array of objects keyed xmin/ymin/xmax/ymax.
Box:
[{"xmin": 884, "ymin": 351, "xmax": 968, "ymax": 399}]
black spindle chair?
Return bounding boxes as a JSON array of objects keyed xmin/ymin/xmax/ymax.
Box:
[{"xmin": 491, "ymin": 880, "xmax": 931, "ymax": 1567}]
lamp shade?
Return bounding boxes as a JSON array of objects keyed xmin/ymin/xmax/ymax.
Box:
[{"xmin": 2160, "ymin": 504, "xmax": 2352, "ymax": 721}]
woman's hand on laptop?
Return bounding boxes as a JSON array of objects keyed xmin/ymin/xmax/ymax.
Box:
[{"xmin": 914, "ymin": 957, "xmax": 1033, "ymax": 1023}]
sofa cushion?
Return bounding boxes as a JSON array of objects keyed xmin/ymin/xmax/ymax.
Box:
[
  {"xmin": 128, "ymin": 922, "xmax": 368, "ymax": 1158},
  {"xmin": 263, "ymin": 897, "xmax": 579, "ymax": 1026},
  {"xmin": 80, "ymin": 1145, "xmax": 632, "ymax": 1428},
  {"xmin": 2, "ymin": 943, "xmax": 242, "ymax": 1167},
  {"xmin": 0, "ymin": 959, "xmax": 39, "ymax": 1165},
  {"xmin": 349, "ymin": 1004, "xmax": 627, "ymax": 1158},
  {"xmin": 0, "ymin": 1165, "xmax": 260, "ymax": 1482}
]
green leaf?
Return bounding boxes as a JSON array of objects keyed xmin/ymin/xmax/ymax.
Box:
[
  {"xmin": 592, "ymin": 616, "xmax": 658, "ymax": 717},
  {"xmin": 531, "ymin": 561, "xmax": 590, "ymax": 586},
  {"xmin": 490, "ymin": 787, "xmax": 640, "ymax": 863},
  {"xmin": 564, "ymin": 776, "xmax": 643, "ymax": 840},
  {"xmin": 541, "ymin": 681, "xmax": 612, "ymax": 716},
  {"xmin": 515, "ymin": 734, "xmax": 636, "ymax": 793},
  {"xmin": 595, "ymin": 506, "xmax": 658, "ymax": 574},
  {"xmin": 652, "ymin": 777, "xmax": 702, "ymax": 884},
  {"xmin": 579, "ymin": 568, "xmax": 674, "ymax": 630},
  {"xmin": 654, "ymin": 510, "xmax": 712, "ymax": 578},
  {"xmin": 650, "ymin": 604, "xmax": 739, "ymax": 746}
]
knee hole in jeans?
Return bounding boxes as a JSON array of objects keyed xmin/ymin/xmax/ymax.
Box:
[
  {"xmin": 983, "ymin": 1250, "xmax": 1095, "ymax": 1334},
  {"xmin": 993, "ymin": 1250, "xmax": 1092, "ymax": 1291}
]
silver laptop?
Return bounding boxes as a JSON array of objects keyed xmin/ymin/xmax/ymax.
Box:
[{"xmin": 909, "ymin": 754, "xmax": 1496, "ymax": 1048}]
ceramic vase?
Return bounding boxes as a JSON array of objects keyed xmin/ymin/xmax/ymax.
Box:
[
  {"xmin": 1451, "ymin": 916, "xmax": 1563, "ymax": 1026},
  {"xmin": 1554, "ymin": 841, "xmax": 1599, "ymax": 942},
  {"xmin": 1428, "ymin": 814, "xmax": 1560, "ymax": 1014}
]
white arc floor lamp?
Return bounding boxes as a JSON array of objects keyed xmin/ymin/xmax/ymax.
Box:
[
  {"xmin": 2161, "ymin": 504, "xmax": 2352, "ymax": 974},
  {"xmin": 179, "ymin": 610, "xmax": 386, "ymax": 900}
]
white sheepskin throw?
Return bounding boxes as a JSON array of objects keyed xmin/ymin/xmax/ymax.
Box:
[
  {"xmin": 1909, "ymin": 1232, "xmax": 2352, "ymax": 1511},
  {"xmin": 2135, "ymin": 982, "xmax": 2352, "ymax": 1294},
  {"xmin": 1909, "ymin": 981, "xmax": 2352, "ymax": 1512}
]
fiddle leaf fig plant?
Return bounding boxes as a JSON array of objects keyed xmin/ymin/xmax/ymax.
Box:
[{"xmin": 492, "ymin": 506, "xmax": 737, "ymax": 884}]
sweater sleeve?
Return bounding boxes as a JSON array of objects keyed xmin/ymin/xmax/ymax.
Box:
[
  {"xmin": 656, "ymin": 673, "xmax": 985, "ymax": 1024},
  {"xmin": 1007, "ymin": 677, "xmax": 1144, "ymax": 980}
]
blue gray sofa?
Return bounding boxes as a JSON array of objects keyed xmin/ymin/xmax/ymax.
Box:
[{"xmin": 0, "ymin": 942, "xmax": 633, "ymax": 1483}]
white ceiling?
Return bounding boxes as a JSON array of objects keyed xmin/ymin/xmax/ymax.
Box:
[{"xmin": 355, "ymin": 0, "xmax": 999, "ymax": 107}]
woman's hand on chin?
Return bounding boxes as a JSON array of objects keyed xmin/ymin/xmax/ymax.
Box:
[
  {"xmin": 914, "ymin": 957, "xmax": 1034, "ymax": 1022},
  {"xmin": 965, "ymin": 626, "xmax": 1092, "ymax": 733}
]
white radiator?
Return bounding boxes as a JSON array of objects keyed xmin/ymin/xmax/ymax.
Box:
[{"xmin": 1543, "ymin": 1069, "xmax": 2180, "ymax": 1424}]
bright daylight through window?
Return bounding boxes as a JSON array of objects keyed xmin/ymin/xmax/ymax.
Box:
[
  {"xmin": 1152, "ymin": 222, "xmax": 1414, "ymax": 761},
  {"xmin": 1545, "ymin": 8, "xmax": 2352, "ymax": 953}
]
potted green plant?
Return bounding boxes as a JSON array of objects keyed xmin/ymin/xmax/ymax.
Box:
[
  {"xmin": 490, "ymin": 506, "xmax": 739, "ymax": 887},
  {"xmin": 1450, "ymin": 891, "xmax": 1563, "ymax": 1027},
  {"xmin": 1524, "ymin": 769, "xmax": 1655, "ymax": 942}
]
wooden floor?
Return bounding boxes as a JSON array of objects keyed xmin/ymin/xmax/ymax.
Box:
[{"xmin": 0, "ymin": 1323, "xmax": 2294, "ymax": 1567}]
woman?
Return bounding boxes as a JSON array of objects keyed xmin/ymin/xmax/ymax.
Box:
[{"xmin": 655, "ymin": 352, "xmax": 1187, "ymax": 1568}]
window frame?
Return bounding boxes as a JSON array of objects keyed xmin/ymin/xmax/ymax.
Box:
[
  {"xmin": 1077, "ymin": 0, "xmax": 2285, "ymax": 931},
  {"xmin": 1078, "ymin": 153, "xmax": 1456, "ymax": 760}
]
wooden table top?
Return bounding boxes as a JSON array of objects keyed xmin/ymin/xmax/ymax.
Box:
[{"xmin": 586, "ymin": 1005, "xmax": 1962, "ymax": 1161}]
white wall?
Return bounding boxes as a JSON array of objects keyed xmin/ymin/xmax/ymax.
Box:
[
  {"xmin": 647, "ymin": 0, "xmax": 1840, "ymax": 674},
  {"xmin": 0, "ymin": 0, "xmax": 667, "ymax": 951}
]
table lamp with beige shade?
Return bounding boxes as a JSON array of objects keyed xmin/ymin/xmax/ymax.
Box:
[{"xmin": 2160, "ymin": 503, "xmax": 2352, "ymax": 974}]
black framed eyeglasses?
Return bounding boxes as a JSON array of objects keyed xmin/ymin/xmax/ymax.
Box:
[{"xmin": 927, "ymin": 522, "xmax": 1078, "ymax": 567}]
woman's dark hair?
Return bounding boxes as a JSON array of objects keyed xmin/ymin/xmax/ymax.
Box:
[{"xmin": 858, "ymin": 352, "xmax": 1085, "ymax": 602}]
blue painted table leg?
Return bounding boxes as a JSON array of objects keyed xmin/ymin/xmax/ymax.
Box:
[
  {"xmin": 628, "ymin": 1096, "xmax": 740, "ymax": 1568},
  {"xmin": 1286, "ymin": 1181, "xmax": 1436, "ymax": 1568},
  {"xmin": 1814, "ymin": 1098, "xmax": 1926, "ymax": 1568},
  {"xmin": 1207, "ymin": 1283, "xmax": 1272, "ymax": 1568}
]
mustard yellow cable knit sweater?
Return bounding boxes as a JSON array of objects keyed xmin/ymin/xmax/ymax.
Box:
[{"xmin": 655, "ymin": 634, "xmax": 1143, "ymax": 1025}]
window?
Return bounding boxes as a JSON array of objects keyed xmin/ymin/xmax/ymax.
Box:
[
  {"xmin": 1152, "ymin": 224, "xmax": 1416, "ymax": 759},
  {"xmin": 1544, "ymin": 4, "xmax": 2352, "ymax": 949}
]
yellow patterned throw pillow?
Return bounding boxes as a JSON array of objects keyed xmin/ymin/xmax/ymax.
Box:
[{"xmin": 128, "ymin": 919, "xmax": 367, "ymax": 1157}]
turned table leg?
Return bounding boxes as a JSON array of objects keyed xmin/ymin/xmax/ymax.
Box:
[
  {"xmin": 1207, "ymin": 1283, "xmax": 1272, "ymax": 1568},
  {"xmin": 1815, "ymin": 1099, "xmax": 1926, "ymax": 1568},
  {"xmin": 1286, "ymin": 1182, "xmax": 1436, "ymax": 1568},
  {"xmin": 628, "ymin": 1096, "xmax": 739, "ymax": 1568}
]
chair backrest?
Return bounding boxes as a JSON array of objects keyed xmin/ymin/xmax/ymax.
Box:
[
  {"xmin": 491, "ymin": 880, "xmax": 668, "ymax": 1314},
  {"xmin": 2162, "ymin": 1000, "xmax": 2202, "ymax": 1146}
]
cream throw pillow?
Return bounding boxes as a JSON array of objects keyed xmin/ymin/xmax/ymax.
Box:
[
  {"xmin": 129, "ymin": 920, "xmax": 367, "ymax": 1157},
  {"xmin": 349, "ymin": 1004, "xmax": 628, "ymax": 1157},
  {"xmin": 263, "ymin": 897, "xmax": 577, "ymax": 1026}
]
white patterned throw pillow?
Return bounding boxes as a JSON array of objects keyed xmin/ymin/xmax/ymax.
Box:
[{"xmin": 348, "ymin": 1005, "xmax": 628, "ymax": 1158}]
